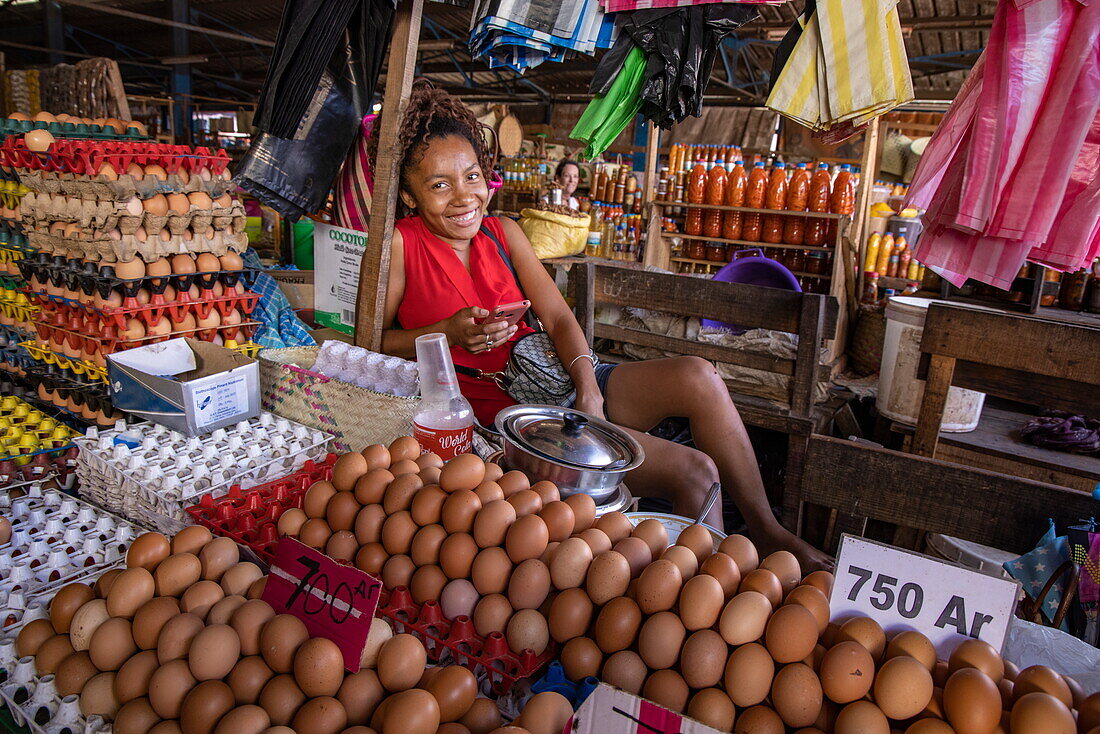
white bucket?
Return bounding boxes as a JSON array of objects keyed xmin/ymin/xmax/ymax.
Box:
[{"xmin": 877, "ymin": 297, "xmax": 986, "ymax": 432}]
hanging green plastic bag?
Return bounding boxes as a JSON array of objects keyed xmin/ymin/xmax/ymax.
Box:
[
  {"xmin": 518, "ymin": 209, "xmax": 591, "ymax": 259},
  {"xmin": 570, "ymin": 46, "xmax": 647, "ymax": 159}
]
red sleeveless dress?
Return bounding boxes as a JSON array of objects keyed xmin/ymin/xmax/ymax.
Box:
[{"xmin": 395, "ymin": 215, "xmax": 535, "ymax": 426}]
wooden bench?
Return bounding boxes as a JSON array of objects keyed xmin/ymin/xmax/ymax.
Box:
[
  {"xmin": 568, "ymin": 261, "xmax": 841, "ymax": 523},
  {"xmin": 910, "ymin": 303, "xmax": 1100, "ymax": 489},
  {"xmin": 795, "ymin": 435, "xmax": 1097, "ymax": 557}
]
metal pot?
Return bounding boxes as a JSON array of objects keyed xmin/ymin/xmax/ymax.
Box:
[{"xmin": 494, "ymin": 405, "xmax": 645, "ymax": 504}]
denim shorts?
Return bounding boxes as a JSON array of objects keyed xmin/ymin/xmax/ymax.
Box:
[{"xmin": 563, "ymin": 363, "xmax": 618, "ymax": 413}]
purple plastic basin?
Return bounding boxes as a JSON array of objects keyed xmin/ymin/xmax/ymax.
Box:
[{"xmin": 701, "ymin": 248, "xmax": 802, "ymax": 334}]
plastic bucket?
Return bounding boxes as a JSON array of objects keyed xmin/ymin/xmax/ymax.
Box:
[{"xmin": 876, "ymin": 297, "xmax": 985, "ymax": 432}]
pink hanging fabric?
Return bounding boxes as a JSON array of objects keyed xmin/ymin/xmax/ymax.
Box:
[{"xmin": 905, "ymin": 0, "xmax": 1100, "ymax": 289}]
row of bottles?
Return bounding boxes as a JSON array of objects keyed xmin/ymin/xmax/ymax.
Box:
[
  {"xmin": 502, "ymin": 156, "xmax": 551, "ymax": 190},
  {"xmin": 864, "ymin": 233, "xmax": 925, "ymax": 281},
  {"xmin": 590, "ymin": 163, "xmax": 640, "ymax": 210},
  {"xmin": 586, "ymin": 202, "xmax": 642, "ymax": 261}
]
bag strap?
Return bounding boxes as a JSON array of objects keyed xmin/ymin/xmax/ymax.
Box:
[{"xmin": 479, "ymin": 220, "xmax": 539, "ymax": 331}]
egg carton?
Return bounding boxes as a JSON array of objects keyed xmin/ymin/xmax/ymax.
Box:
[
  {"xmin": 25, "ymin": 227, "xmax": 247, "ymax": 264},
  {"xmin": 0, "ymin": 650, "xmax": 110, "ymax": 734},
  {"xmin": 20, "ymin": 196, "xmax": 246, "ymax": 237},
  {"xmin": 378, "ymin": 586, "xmax": 557, "ymax": 695},
  {"xmin": 74, "ymin": 414, "xmax": 332, "ymax": 534},
  {"xmin": 311, "ymin": 342, "xmax": 420, "ymax": 398},
  {"xmin": 15, "ymin": 168, "xmax": 236, "ymax": 202},
  {"xmin": 1, "ymin": 136, "xmax": 231, "ymax": 184},
  {"xmin": 27, "ymin": 290, "xmax": 260, "ymax": 337},
  {"xmin": 0, "ymin": 116, "xmax": 147, "ymax": 140},
  {"xmin": 30, "ymin": 318, "xmax": 259, "ymax": 361},
  {"xmin": 15, "ymin": 343, "xmax": 108, "ymax": 385},
  {"xmin": 184, "ymin": 453, "xmax": 339, "ymax": 563}
]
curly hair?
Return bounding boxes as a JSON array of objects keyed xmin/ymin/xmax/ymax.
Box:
[{"xmin": 366, "ymin": 81, "xmax": 495, "ymax": 215}]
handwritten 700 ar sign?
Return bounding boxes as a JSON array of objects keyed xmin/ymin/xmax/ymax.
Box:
[
  {"xmin": 829, "ymin": 535, "xmax": 1019, "ymax": 656},
  {"xmin": 262, "ymin": 537, "xmax": 382, "ymax": 671}
]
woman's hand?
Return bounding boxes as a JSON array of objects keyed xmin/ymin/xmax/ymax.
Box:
[
  {"xmin": 574, "ymin": 390, "xmax": 605, "ymax": 419},
  {"xmin": 444, "ymin": 307, "xmax": 518, "ymax": 354}
]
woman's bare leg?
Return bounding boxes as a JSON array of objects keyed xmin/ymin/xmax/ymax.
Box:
[{"xmin": 604, "ymin": 356, "xmax": 833, "ymax": 571}]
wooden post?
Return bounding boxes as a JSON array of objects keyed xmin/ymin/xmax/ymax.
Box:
[
  {"xmin": 911, "ymin": 354, "xmax": 956, "ymax": 458},
  {"xmin": 641, "ymin": 122, "xmax": 670, "ymax": 269},
  {"xmin": 353, "ymin": 0, "xmax": 424, "ymax": 349},
  {"xmin": 852, "ymin": 117, "xmax": 881, "ymax": 305}
]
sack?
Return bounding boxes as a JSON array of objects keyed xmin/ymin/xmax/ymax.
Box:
[{"xmin": 518, "ymin": 209, "xmax": 591, "ymax": 259}]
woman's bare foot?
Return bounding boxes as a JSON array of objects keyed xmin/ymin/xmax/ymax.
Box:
[{"xmin": 752, "ymin": 524, "xmax": 835, "ymax": 574}]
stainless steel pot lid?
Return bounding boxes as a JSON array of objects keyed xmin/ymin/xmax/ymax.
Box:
[{"xmin": 495, "ymin": 405, "xmax": 644, "ymax": 471}]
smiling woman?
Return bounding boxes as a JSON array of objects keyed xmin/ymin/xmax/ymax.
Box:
[{"xmin": 368, "ymin": 82, "xmax": 832, "ymax": 572}]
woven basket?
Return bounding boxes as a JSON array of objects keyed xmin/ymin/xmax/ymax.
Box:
[
  {"xmin": 258, "ymin": 346, "xmax": 419, "ymax": 453},
  {"xmin": 849, "ymin": 303, "xmax": 887, "ymax": 376}
]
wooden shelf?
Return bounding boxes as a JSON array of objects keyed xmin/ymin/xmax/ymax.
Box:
[
  {"xmin": 653, "ymin": 200, "xmax": 848, "ymax": 219},
  {"xmin": 659, "ymin": 232, "xmax": 834, "ymax": 252},
  {"xmin": 668, "ymin": 257, "xmax": 832, "ymax": 280}
]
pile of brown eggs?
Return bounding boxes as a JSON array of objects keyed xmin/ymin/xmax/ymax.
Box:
[
  {"xmin": 7, "ymin": 112, "xmax": 148, "ymax": 137},
  {"xmin": 15, "ymin": 525, "xmax": 525, "ymax": 734}
]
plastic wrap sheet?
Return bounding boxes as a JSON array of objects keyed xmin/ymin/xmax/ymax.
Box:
[{"xmin": 1005, "ymin": 617, "xmax": 1100, "ymax": 695}]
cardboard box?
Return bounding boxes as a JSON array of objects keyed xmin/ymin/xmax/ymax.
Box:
[
  {"xmin": 107, "ymin": 338, "xmax": 260, "ymax": 436},
  {"xmin": 568, "ymin": 684, "xmax": 724, "ymax": 734},
  {"xmin": 270, "ymin": 269, "xmax": 315, "ymax": 311}
]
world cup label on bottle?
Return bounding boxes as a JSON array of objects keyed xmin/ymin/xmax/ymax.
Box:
[{"xmin": 414, "ymin": 422, "xmax": 473, "ymax": 460}]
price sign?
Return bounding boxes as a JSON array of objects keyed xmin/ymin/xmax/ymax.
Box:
[
  {"xmin": 830, "ymin": 535, "xmax": 1019, "ymax": 656},
  {"xmin": 262, "ymin": 537, "xmax": 382, "ymax": 671}
]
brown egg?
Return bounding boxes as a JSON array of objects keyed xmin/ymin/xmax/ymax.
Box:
[
  {"xmin": 325, "ymin": 491, "xmax": 362, "ymax": 532},
  {"xmin": 411, "ymin": 486, "xmax": 449, "ymax": 526},
  {"xmin": 440, "ymin": 454, "xmax": 486, "ymax": 492},
  {"xmin": 338, "ymin": 668, "xmax": 385, "ymax": 726},
  {"xmin": 199, "ymin": 537, "xmax": 240, "ymax": 581},
  {"xmin": 718, "ymin": 534, "xmax": 760, "ymax": 575},
  {"xmin": 440, "ymin": 533, "xmax": 479, "ymax": 579},
  {"xmin": 381, "ymin": 689, "xmax": 438, "ymax": 734},
  {"xmin": 560, "ymin": 636, "xmax": 602, "ymax": 680},
  {"xmin": 189, "ymin": 624, "xmax": 241, "ymax": 681},
  {"xmin": 114, "ymin": 648, "xmax": 161, "ymax": 703},
  {"xmin": 115, "ymin": 697, "xmax": 161, "ymax": 734},
  {"xmin": 835, "ymin": 616, "xmax": 887, "ymax": 661},
  {"xmin": 258, "ymin": 615, "xmax": 309, "ymax": 673},
  {"xmin": 149, "ymin": 722, "xmax": 184, "ymax": 734},
  {"xmin": 361, "ymin": 444, "xmax": 392, "ymax": 469},
  {"xmin": 460, "ymin": 698, "xmax": 503, "ymax": 734},
  {"xmin": 326, "ymin": 530, "xmax": 359, "ymax": 562},
  {"xmin": 55, "ymin": 650, "xmax": 100, "ymax": 697},
  {"xmin": 632, "ymin": 519, "xmax": 669, "ymax": 557},
  {"xmin": 1010, "ymin": 665, "xmax": 1071, "ymax": 708},
  {"xmin": 247, "ymin": 578, "xmax": 267, "ymax": 601},
  {"xmin": 612, "ymin": 537, "xmax": 652, "ymax": 578},
  {"xmin": 16, "ymin": 618, "xmax": 56, "ymax": 658},
  {"xmin": 172, "ymin": 525, "xmax": 214, "ymax": 555},
  {"xmin": 739, "ymin": 568, "xmax": 783, "ymax": 608},
  {"xmin": 947, "ymin": 638, "xmax": 1004, "ymax": 683},
  {"xmin": 943, "ymin": 668, "xmax": 1002, "ymax": 734},
  {"xmin": 470, "ymin": 546, "xmax": 513, "ymax": 595},
  {"xmin": 769, "ymin": 662, "xmax": 823, "ymax": 728},
  {"xmin": 80, "ymin": 671, "xmax": 120, "ymax": 718},
  {"xmin": 473, "ymin": 500, "xmax": 518, "ymax": 548},
  {"xmin": 688, "ymin": 688, "xmax": 736, "ymax": 731},
  {"xmin": 443, "ymin": 490, "xmax": 483, "ymax": 533},
  {"xmin": 89, "ymin": 617, "xmax": 138, "ymax": 670},
  {"xmin": 819, "ymin": 641, "xmax": 876, "ymax": 704},
  {"xmin": 299, "ymin": 518, "xmax": 333, "ymax": 549},
  {"xmin": 679, "ymin": 573, "xmax": 725, "ymax": 630},
  {"xmin": 195, "ymin": 252, "xmax": 221, "ymax": 273},
  {"xmin": 674, "ymin": 524, "xmax": 713, "ymax": 563},
  {"xmin": 516, "ymin": 691, "xmax": 573, "ymax": 734},
  {"xmin": 638, "ymin": 611, "xmax": 686, "ymax": 669},
  {"xmin": 107, "ymin": 567, "xmax": 156, "ymax": 618},
  {"xmin": 383, "ymin": 474, "xmax": 424, "ymax": 516},
  {"xmin": 1077, "ymin": 691, "xmax": 1100, "ymax": 731},
  {"xmin": 221, "ymin": 563, "xmax": 263, "ymax": 598},
  {"xmin": 292, "ymin": 696, "xmax": 347, "ymax": 734},
  {"xmin": 643, "ymin": 669, "xmax": 689, "ymax": 713},
  {"xmin": 834, "ymin": 701, "xmax": 889, "ymax": 734},
  {"xmin": 411, "ymin": 524, "xmax": 448, "ymax": 567},
  {"xmin": 181, "ymin": 579, "xmax": 225, "ymax": 619},
  {"xmin": 506, "ymin": 515, "xmax": 549, "ymax": 563},
  {"xmin": 601, "ymin": 649, "xmax": 647, "ymax": 694},
  {"xmin": 594, "ymin": 596, "xmax": 642, "ymax": 653},
  {"xmin": 441, "ymin": 579, "xmax": 480, "ymax": 620},
  {"xmin": 507, "ymin": 489, "xmax": 543, "ymax": 518},
  {"xmin": 258, "ymin": 674, "xmax": 306, "ymax": 725},
  {"xmin": 333, "ymin": 452, "xmax": 370, "ymax": 491},
  {"xmin": 304, "ymin": 481, "xmax": 338, "ymax": 518},
  {"xmin": 149, "ymin": 659, "xmax": 197, "ymax": 718},
  {"xmin": 765, "ymin": 603, "xmax": 818, "ymax": 664},
  {"xmin": 1010, "ymin": 692, "xmax": 1075, "ymax": 734},
  {"xmin": 292, "ymin": 637, "xmax": 344, "ymax": 697},
  {"xmin": 546, "ymin": 537, "xmax": 590, "ymax": 590},
  {"xmin": 227, "ymin": 655, "xmax": 274, "ymax": 705},
  {"xmin": 155, "ymin": 553, "xmax": 202, "ymax": 596},
  {"xmin": 578, "ymin": 528, "xmax": 613, "ymax": 557},
  {"xmin": 874, "ymin": 655, "xmax": 934, "ymax": 720},
  {"xmin": 382, "ymin": 511, "xmax": 418, "ymax": 555},
  {"xmin": 377, "ymin": 634, "xmax": 427, "ymax": 692},
  {"xmin": 182, "ymin": 680, "xmax": 235, "ymax": 734},
  {"xmin": 474, "ymin": 481, "xmax": 505, "ymax": 504},
  {"xmin": 594, "ymin": 512, "xmax": 633, "ymax": 544},
  {"xmin": 660, "ymin": 544, "xmax": 699, "ymax": 580},
  {"xmin": 277, "ymin": 508, "xmax": 308, "ymax": 537},
  {"xmin": 157, "ymin": 612, "xmax": 204, "ymax": 663},
  {"xmin": 586, "ymin": 550, "xmax": 631, "ymax": 605},
  {"xmin": 472, "ymin": 594, "xmax": 513, "ymax": 637},
  {"xmin": 50, "ymin": 583, "xmax": 95, "ymax": 634},
  {"xmin": 390, "ymin": 459, "xmax": 420, "ymax": 476},
  {"xmin": 508, "ymin": 559, "xmax": 551, "ymax": 610},
  {"xmin": 354, "ymin": 469, "xmax": 394, "ymax": 507},
  {"xmin": 724, "ymin": 642, "xmax": 775, "ymax": 707},
  {"xmin": 128, "ymin": 533, "xmax": 172, "ymax": 570},
  {"xmin": 354, "ymin": 504, "xmax": 387, "ymax": 545},
  {"xmin": 425, "ymin": 665, "xmax": 477, "ymax": 722},
  {"xmin": 410, "ymin": 565, "xmax": 448, "ymax": 604},
  {"xmin": 506, "ymin": 609, "xmax": 550, "ymax": 655},
  {"xmin": 785, "ymin": 584, "xmax": 830, "ymax": 634},
  {"xmin": 212, "ymin": 705, "xmax": 270, "ymax": 734},
  {"xmin": 636, "ymin": 558, "xmax": 682, "ymax": 614},
  {"xmin": 230, "ymin": 599, "xmax": 275, "ymax": 656},
  {"xmin": 381, "ymin": 555, "xmax": 415, "ymax": 588}
]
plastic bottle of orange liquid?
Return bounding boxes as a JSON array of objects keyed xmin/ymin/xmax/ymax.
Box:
[
  {"xmin": 783, "ymin": 163, "xmax": 811, "ymax": 245},
  {"xmin": 723, "ymin": 161, "xmax": 748, "ymax": 240},
  {"xmin": 742, "ymin": 162, "xmax": 768, "ymax": 242},
  {"xmin": 804, "ymin": 163, "xmax": 832, "ymax": 246},
  {"xmin": 762, "ymin": 163, "xmax": 788, "ymax": 244}
]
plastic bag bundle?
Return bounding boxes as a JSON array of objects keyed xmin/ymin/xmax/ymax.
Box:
[{"xmin": 469, "ymin": 0, "xmax": 617, "ymax": 74}]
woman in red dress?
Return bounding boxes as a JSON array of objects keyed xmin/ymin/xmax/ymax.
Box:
[{"xmin": 372, "ymin": 84, "xmax": 829, "ymax": 571}]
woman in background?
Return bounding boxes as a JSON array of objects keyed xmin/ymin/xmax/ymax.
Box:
[{"xmin": 554, "ymin": 159, "xmax": 581, "ymax": 209}]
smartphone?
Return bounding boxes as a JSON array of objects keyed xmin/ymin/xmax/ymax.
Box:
[{"xmin": 488, "ymin": 299, "xmax": 531, "ymax": 328}]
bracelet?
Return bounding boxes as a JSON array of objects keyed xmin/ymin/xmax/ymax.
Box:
[{"xmin": 568, "ymin": 354, "xmax": 595, "ymax": 371}]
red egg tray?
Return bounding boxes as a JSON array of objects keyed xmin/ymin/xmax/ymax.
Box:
[
  {"xmin": 377, "ymin": 586, "xmax": 557, "ymax": 695},
  {"xmin": 31, "ymin": 317, "xmax": 258, "ymax": 358},
  {"xmin": 0, "ymin": 136, "xmax": 231, "ymax": 177},
  {"xmin": 25, "ymin": 288, "xmax": 260, "ymax": 331},
  {"xmin": 184, "ymin": 454, "xmax": 338, "ymax": 563},
  {"xmin": 18, "ymin": 255, "xmax": 260, "ymax": 299}
]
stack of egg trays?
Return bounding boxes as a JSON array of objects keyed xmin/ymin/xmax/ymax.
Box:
[
  {"xmin": 185, "ymin": 453, "xmax": 337, "ymax": 563},
  {"xmin": 0, "ymin": 482, "xmax": 135, "ymax": 734},
  {"xmin": 378, "ymin": 586, "xmax": 557, "ymax": 695},
  {"xmin": 73, "ymin": 413, "xmax": 332, "ymax": 534}
]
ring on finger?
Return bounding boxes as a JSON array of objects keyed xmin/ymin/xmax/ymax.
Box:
[{"xmin": 486, "ymin": 335, "xmax": 494, "ymax": 349}]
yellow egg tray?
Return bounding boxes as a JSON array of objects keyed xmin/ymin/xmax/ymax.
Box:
[
  {"xmin": 19, "ymin": 339, "xmax": 108, "ymax": 382},
  {"xmin": 0, "ymin": 289, "xmax": 37, "ymax": 321},
  {"xmin": 0, "ymin": 179, "xmax": 28, "ymax": 209},
  {"xmin": 0, "ymin": 395, "xmax": 78, "ymax": 462}
]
